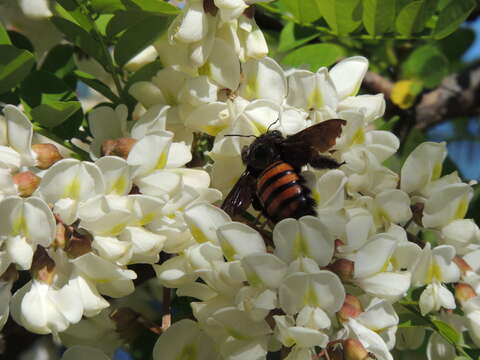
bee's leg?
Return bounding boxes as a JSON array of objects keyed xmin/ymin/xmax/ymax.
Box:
[
  {"xmin": 253, "ymin": 211, "xmax": 263, "ymax": 225},
  {"xmin": 309, "ymin": 154, "xmax": 344, "ymax": 169}
]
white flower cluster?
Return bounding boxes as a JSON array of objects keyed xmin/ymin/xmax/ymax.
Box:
[{"xmin": 1, "ymin": 1, "xmax": 479, "ymax": 360}]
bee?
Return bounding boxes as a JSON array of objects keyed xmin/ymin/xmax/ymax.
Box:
[{"xmin": 221, "ymin": 119, "xmax": 346, "ymax": 223}]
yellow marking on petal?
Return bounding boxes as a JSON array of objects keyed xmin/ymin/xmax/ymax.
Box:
[
  {"xmin": 139, "ymin": 213, "xmax": 155, "ymax": 226},
  {"xmin": 351, "ymin": 128, "xmax": 365, "ymax": 145},
  {"xmin": 176, "ymin": 344, "xmax": 197, "ymax": 360},
  {"xmin": 293, "ymin": 233, "xmax": 309, "ymax": 258},
  {"xmin": 454, "ymin": 198, "xmax": 468, "ymax": 220},
  {"xmin": 252, "ymin": 121, "xmax": 267, "ymax": 136},
  {"xmin": 63, "ymin": 178, "xmax": 81, "ymax": 199},
  {"xmin": 109, "ymin": 223, "xmax": 127, "ymax": 236},
  {"xmin": 349, "ymin": 82, "xmax": 362, "ymax": 97},
  {"xmin": 247, "ymin": 271, "xmax": 262, "ymax": 287},
  {"xmin": 12, "ymin": 215, "xmax": 28, "ymax": 236},
  {"xmin": 221, "ymin": 241, "xmax": 236, "ymax": 261},
  {"xmin": 198, "ymin": 62, "xmax": 211, "ymax": 77},
  {"xmin": 431, "ymin": 162, "xmax": 442, "ymax": 181},
  {"xmin": 380, "ymin": 257, "xmax": 391, "ymax": 273},
  {"xmin": 312, "ymin": 190, "xmax": 320, "ymax": 204},
  {"xmin": 190, "ymin": 224, "xmax": 208, "ymax": 243},
  {"xmin": 425, "ymin": 263, "xmax": 443, "ymax": 283},
  {"xmin": 155, "ymin": 152, "xmax": 168, "ymax": 170},
  {"xmin": 111, "ymin": 176, "xmax": 126, "ymax": 195},
  {"xmin": 228, "ymin": 329, "xmax": 248, "ymax": 340},
  {"xmin": 203, "ymin": 124, "xmax": 225, "ymax": 136},
  {"xmin": 244, "ymin": 76, "xmax": 258, "ymax": 99},
  {"xmin": 284, "ymin": 337, "xmax": 296, "ymax": 347},
  {"xmin": 303, "ymin": 284, "xmax": 319, "ymax": 307},
  {"xmin": 307, "ymin": 87, "xmax": 323, "ymax": 109}
]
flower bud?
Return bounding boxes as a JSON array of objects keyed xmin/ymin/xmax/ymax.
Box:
[
  {"xmin": 30, "ymin": 246, "xmax": 55, "ymax": 284},
  {"xmin": 32, "ymin": 143, "xmax": 63, "ymax": 169},
  {"xmin": 328, "ymin": 258, "xmax": 354, "ymax": 282},
  {"xmin": 101, "ymin": 138, "xmax": 137, "ymax": 159},
  {"xmin": 337, "ymin": 294, "xmax": 363, "ymax": 322},
  {"xmin": 65, "ymin": 229, "xmax": 93, "ymax": 258},
  {"xmin": 13, "ymin": 171, "xmax": 41, "ymax": 197},
  {"xmin": 453, "ymin": 256, "xmax": 473, "ymax": 274},
  {"xmin": 344, "ymin": 338, "xmax": 370, "ymax": 360},
  {"xmin": 455, "ymin": 283, "xmax": 476, "ymax": 304}
]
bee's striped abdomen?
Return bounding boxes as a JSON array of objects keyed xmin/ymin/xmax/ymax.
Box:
[{"xmin": 256, "ymin": 161, "xmax": 315, "ymax": 222}]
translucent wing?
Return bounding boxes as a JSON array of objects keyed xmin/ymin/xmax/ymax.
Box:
[{"xmin": 221, "ymin": 169, "xmax": 256, "ymax": 219}]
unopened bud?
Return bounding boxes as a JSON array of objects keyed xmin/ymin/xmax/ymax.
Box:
[
  {"xmin": 31, "ymin": 246, "xmax": 55, "ymax": 284},
  {"xmin": 344, "ymin": 338, "xmax": 370, "ymax": 360},
  {"xmin": 455, "ymin": 283, "xmax": 476, "ymax": 303},
  {"xmin": 338, "ymin": 295, "xmax": 363, "ymax": 322},
  {"xmin": 328, "ymin": 258, "xmax": 354, "ymax": 282},
  {"xmin": 65, "ymin": 228, "xmax": 92, "ymax": 258},
  {"xmin": 453, "ymin": 256, "xmax": 473, "ymax": 274},
  {"xmin": 13, "ymin": 171, "xmax": 41, "ymax": 197},
  {"xmin": 102, "ymin": 137, "xmax": 137, "ymax": 159},
  {"xmin": 32, "ymin": 143, "xmax": 63, "ymax": 169}
]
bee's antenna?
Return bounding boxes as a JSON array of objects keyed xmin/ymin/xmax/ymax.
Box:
[
  {"xmin": 224, "ymin": 134, "xmax": 258, "ymax": 138},
  {"xmin": 266, "ymin": 117, "xmax": 280, "ymax": 132}
]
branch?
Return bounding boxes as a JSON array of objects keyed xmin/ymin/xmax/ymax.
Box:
[{"xmin": 362, "ymin": 62, "xmax": 480, "ymax": 130}]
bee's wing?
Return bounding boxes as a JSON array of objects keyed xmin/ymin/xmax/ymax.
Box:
[
  {"xmin": 282, "ymin": 119, "xmax": 346, "ymax": 153},
  {"xmin": 221, "ymin": 169, "xmax": 256, "ymax": 218}
]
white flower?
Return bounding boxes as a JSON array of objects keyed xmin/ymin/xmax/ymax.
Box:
[
  {"xmin": 153, "ymin": 319, "xmax": 219, "ymax": 360},
  {"xmin": 0, "ymin": 196, "xmax": 55, "ymax": 274}
]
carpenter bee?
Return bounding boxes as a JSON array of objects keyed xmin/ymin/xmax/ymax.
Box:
[{"xmin": 221, "ymin": 119, "xmax": 346, "ymax": 223}]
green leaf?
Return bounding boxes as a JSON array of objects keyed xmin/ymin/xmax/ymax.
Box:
[
  {"xmin": 280, "ymin": 0, "xmax": 322, "ymax": 24},
  {"xmin": 316, "ymin": 0, "xmax": 363, "ymax": 35},
  {"xmin": 402, "ymin": 45, "xmax": 449, "ymax": 88},
  {"xmin": 0, "ymin": 23, "xmax": 11, "ymax": 45},
  {"xmin": 55, "ymin": 0, "xmax": 93, "ymax": 31},
  {"xmin": 51, "ymin": 16, "xmax": 107, "ymax": 66},
  {"xmin": 90, "ymin": 0, "xmax": 179, "ymax": 14},
  {"xmin": 20, "ymin": 70, "xmax": 76, "ymax": 109},
  {"xmin": 74, "ymin": 70, "xmax": 119, "ymax": 102},
  {"xmin": 41, "ymin": 45, "xmax": 76, "ymax": 79},
  {"xmin": 362, "ymin": 0, "xmax": 396, "ymax": 37},
  {"xmin": 437, "ymin": 28, "xmax": 475, "ymax": 60},
  {"xmin": 114, "ymin": 14, "xmax": 171, "ymax": 66},
  {"xmin": 31, "ymin": 101, "xmax": 81, "ymax": 129},
  {"xmin": 278, "ymin": 22, "xmax": 319, "ymax": 52},
  {"xmin": 432, "ymin": 0, "xmax": 476, "ymax": 39},
  {"xmin": 8, "ymin": 31, "xmax": 34, "ymax": 52},
  {"xmin": 0, "ymin": 45, "xmax": 35, "ymax": 95},
  {"xmin": 431, "ymin": 318, "xmax": 461, "ymax": 345},
  {"xmin": 282, "ymin": 43, "xmax": 346, "ymax": 71},
  {"xmin": 106, "ymin": 10, "xmax": 150, "ymax": 38},
  {"xmin": 395, "ymin": 0, "xmax": 437, "ymax": 36}
]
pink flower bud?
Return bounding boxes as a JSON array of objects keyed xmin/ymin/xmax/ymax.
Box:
[
  {"xmin": 344, "ymin": 338, "xmax": 370, "ymax": 360},
  {"xmin": 102, "ymin": 138, "xmax": 137, "ymax": 159},
  {"xmin": 453, "ymin": 256, "xmax": 473, "ymax": 274},
  {"xmin": 328, "ymin": 258, "xmax": 354, "ymax": 282},
  {"xmin": 337, "ymin": 294, "xmax": 363, "ymax": 322},
  {"xmin": 455, "ymin": 283, "xmax": 476, "ymax": 304},
  {"xmin": 32, "ymin": 143, "xmax": 63, "ymax": 169},
  {"xmin": 31, "ymin": 246, "xmax": 55, "ymax": 284},
  {"xmin": 13, "ymin": 171, "xmax": 41, "ymax": 197}
]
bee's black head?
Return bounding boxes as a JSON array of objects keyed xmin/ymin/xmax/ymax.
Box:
[{"xmin": 242, "ymin": 130, "xmax": 283, "ymax": 169}]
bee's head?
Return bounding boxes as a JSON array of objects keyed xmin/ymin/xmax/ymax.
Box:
[{"xmin": 242, "ymin": 131, "xmax": 282, "ymax": 169}]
